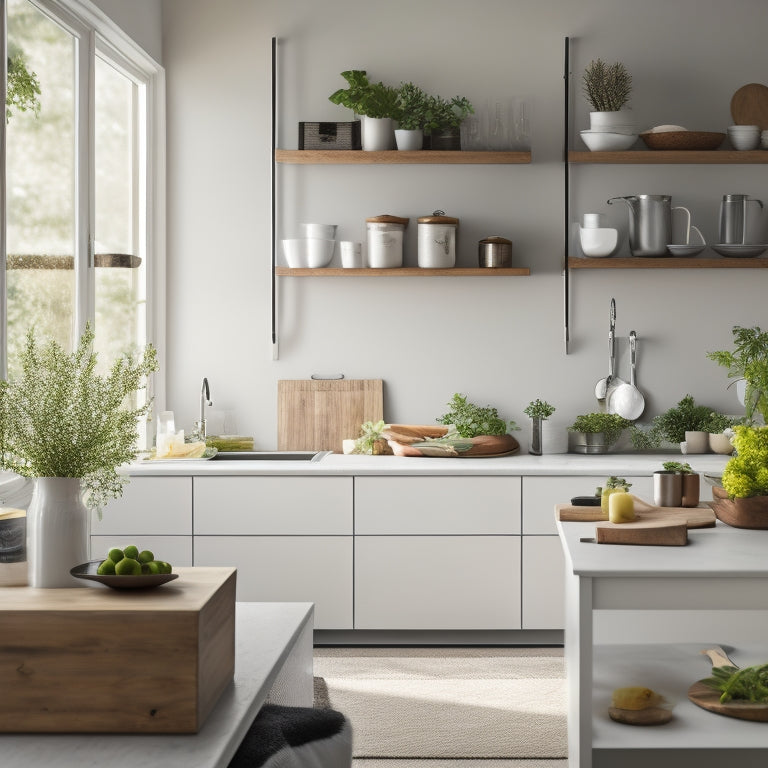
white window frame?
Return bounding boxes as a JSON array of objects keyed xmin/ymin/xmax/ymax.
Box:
[{"xmin": 0, "ymin": 0, "xmax": 166, "ymax": 410}]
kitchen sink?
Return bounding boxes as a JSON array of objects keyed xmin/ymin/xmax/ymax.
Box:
[{"xmin": 209, "ymin": 450, "xmax": 330, "ymax": 462}]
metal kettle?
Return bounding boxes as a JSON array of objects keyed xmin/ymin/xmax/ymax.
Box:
[
  {"xmin": 718, "ymin": 194, "xmax": 764, "ymax": 245},
  {"xmin": 607, "ymin": 195, "xmax": 690, "ymax": 257}
]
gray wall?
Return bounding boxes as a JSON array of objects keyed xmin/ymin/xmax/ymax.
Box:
[
  {"xmin": 91, "ymin": 0, "xmax": 162, "ymax": 63},
  {"xmin": 160, "ymin": 0, "xmax": 768, "ymax": 447}
]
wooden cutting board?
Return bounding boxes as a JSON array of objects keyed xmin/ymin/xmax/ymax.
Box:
[
  {"xmin": 277, "ymin": 379, "xmax": 383, "ymax": 452},
  {"xmin": 730, "ymin": 83, "xmax": 768, "ymax": 130},
  {"xmin": 556, "ymin": 504, "xmax": 716, "ymax": 546},
  {"xmin": 688, "ymin": 646, "xmax": 768, "ymax": 722}
]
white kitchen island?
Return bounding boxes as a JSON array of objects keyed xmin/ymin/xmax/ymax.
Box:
[
  {"xmin": 0, "ymin": 601, "xmax": 314, "ymax": 768},
  {"xmin": 557, "ymin": 517, "xmax": 768, "ymax": 768}
]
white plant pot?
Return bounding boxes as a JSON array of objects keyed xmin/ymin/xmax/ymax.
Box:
[
  {"xmin": 541, "ymin": 418, "xmax": 569, "ymax": 454},
  {"xmin": 684, "ymin": 430, "xmax": 710, "ymax": 454},
  {"xmin": 394, "ymin": 128, "xmax": 423, "ymax": 151},
  {"xmin": 27, "ymin": 477, "xmax": 89, "ymax": 588},
  {"xmin": 362, "ymin": 116, "xmax": 394, "ymax": 151},
  {"xmin": 589, "ymin": 110, "xmax": 635, "ymax": 133}
]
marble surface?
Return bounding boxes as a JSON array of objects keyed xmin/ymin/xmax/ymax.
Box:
[{"xmin": 1, "ymin": 602, "xmax": 314, "ymax": 768}]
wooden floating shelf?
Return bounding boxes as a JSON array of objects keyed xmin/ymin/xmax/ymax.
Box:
[
  {"xmin": 569, "ymin": 256, "xmax": 768, "ymax": 269},
  {"xmin": 275, "ymin": 149, "xmax": 531, "ymax": 165},
  {"xmin": 275, "ymin": 266, "xmax": 530, "ymax": 277},
  {"xmin": 569, "ymin": 150, "xmax": 768, "ymax": 164}
]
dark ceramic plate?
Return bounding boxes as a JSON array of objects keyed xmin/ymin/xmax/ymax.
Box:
[{"xmin": 70, "ymin": 560, "xmax": 179, "ymax": 589}]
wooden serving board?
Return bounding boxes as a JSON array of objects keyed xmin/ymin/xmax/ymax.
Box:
[
  {"xmin": 730, "ymin": 83, "xmax": 768, "ymax": 130},
  {"xmin": 688, "ymin": 647, "xmax": 768, "ymax": 722},
  {"xmin": 278, "ymin": 379, "xmax": 383, "ymax": 453},
  {"xmin": 557, "ymin": 504, "xmax": 716, "ymax": 546}
]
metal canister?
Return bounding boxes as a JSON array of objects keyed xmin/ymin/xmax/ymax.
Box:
[
  {"xmin": 366, "ymin": 215, "xmax": 409, "ymax": 268},
  {"xmin": 478, "ymin": 236, "xmax": 513, "ymax": 267},
  {"xmin": 417, "ymin": 210, "xmax": 459, "ymax": 268}
]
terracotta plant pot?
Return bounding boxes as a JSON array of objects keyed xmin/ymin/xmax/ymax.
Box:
[{"xmin": 711, "ymin": 486, "xmax": 768, "ymax": 529}]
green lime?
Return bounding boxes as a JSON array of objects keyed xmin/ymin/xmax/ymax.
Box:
[
  {"xmin": 156, "ymin": 561, "xmax": 173, "ymax": 574},
  {"xmin": 108, "ymin": 547, "xmax": 124, "ymax": 563},
  {"xmin": 97, "ymin": 559, "xmax": 116, "ymax": 575},
  {"xmin": 123, "ymin": 545, "xmax": 139, "ymax": 560},
  {"xmin": 115, "ymin": 557, "xmax": 142, "ymax": 575},
  {"xmin": 137, "ymin": 549, "xmax": 154, "ymax": 564},
  {"xmin": 142, "ymin": 561, "xmax": 160, "ymax": 575}
]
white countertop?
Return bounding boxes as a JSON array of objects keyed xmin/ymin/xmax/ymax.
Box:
[{"xmin": 125, "ymin": 451, "xmax": 731, "ymax": 477}]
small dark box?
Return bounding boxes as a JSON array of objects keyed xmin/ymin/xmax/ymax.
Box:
[{"xmin": 299, "ymin": 121, "xmax": 361, "ymax": 150}]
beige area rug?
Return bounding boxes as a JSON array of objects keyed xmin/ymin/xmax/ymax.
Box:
[{"xmin": 313, "ymin": 647, "xmax": 567, "ymax": 763}]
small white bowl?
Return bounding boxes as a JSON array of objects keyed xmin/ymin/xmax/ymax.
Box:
[
  {"xmin": 305, "ymin": 238, "xmax": 335, "ymax": 268},
  {"xmin": 579, "ymin": 226, "xmax": 618, "ymax": 257},
  {"xmin": 728, "ymin": 125, "xmax": 760, "ymax": 150},
  {"xmin": 299, "ymin": 223, "xmax": 337, "ymax": 240},
  {"xmin": 282, "ymin": 239, "xmax": 308, "ymax": 268},
  {"xmin": 580, "ymin": 130, "xmax": 638, "ymax": 151}
]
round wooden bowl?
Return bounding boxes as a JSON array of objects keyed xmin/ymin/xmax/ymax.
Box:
[
  {"xmin": 710, "ymin": 486, "xmax": 768, "ymax": 528},
  {"xmin": 639, "ymin": 131, "xmax": 726, "ymax": 151}
]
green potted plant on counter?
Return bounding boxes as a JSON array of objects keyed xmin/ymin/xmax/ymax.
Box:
[
  {"xmin": 329, "ymin": 69, "xmax": 399, "ymax": 150},
  {"xmin": 708, "ymin": 325, "xmax": 768, "ymax": 425},
  {"xmin": 393, "ymin": 81, "xmax": 429, "ymax": 150},
  {"xmin": 423, "ymin": 93, "xmax": 474, "ymax": 150},
  {"xmin": 568, "ymin": 412, "xmax": 632, "ymax": 454},
  {"xmin": 523, "ymin": 399, "xmax": 555, "ymax": 456},
  {"xmin": 656, "ymin": 461, "xmax": 700, "ymax": 508}
]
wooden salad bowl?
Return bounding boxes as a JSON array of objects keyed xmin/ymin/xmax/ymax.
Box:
[{"xmin": 709, "ymin": 486, "xmax": 768, "ymax": 529}]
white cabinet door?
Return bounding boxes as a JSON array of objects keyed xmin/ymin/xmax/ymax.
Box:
[
  {"xmin": 355, "ymin": 476, "xmax": 521, "ymax": 534},
  {"xmin": 195, "ymin": 535, "xmax": 353, "ymax": 630},
  {"xmin": 522, "ymin": 475, "xmax": 653, "ymax": 534},
  {"xmin": 355, "ymin": 535, "xmax": 521, "ymax": 630},
  {"xmin": 90, "ymin": 535, "xmax": 192, "ymax": 566},
  {"xmin": 522, "ymin": 535, "xmax": 564, "ymax": 629},
  {"xmin": 193, "ymin": 477, "xmax": 352, "ymax": 535},
  {"xmin": 92, "ymin": 477, "xmax": 192, "ymax": 535}
]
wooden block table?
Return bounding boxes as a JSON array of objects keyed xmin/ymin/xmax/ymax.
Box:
[{"xmin": 0, "ymin": 567, "xmax": 236, "ymax": 733}]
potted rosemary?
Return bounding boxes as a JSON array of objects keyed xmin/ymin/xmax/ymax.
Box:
[
  {"xmin": 582, "ymin": 57, "xmax": 633, "ymax": 132},
  {"xmin": 523, "ymin": 399, "xmax": 555, "ymax": 456},
  {"xmin": 0, "ymin": 325, "xmax": 157, "ymax": 587},
  {"xmin": 393, "ymin": 81, "xmax": 430, "ymax": 150}
]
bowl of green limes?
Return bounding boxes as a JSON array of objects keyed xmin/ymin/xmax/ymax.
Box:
[{"xmin": 71, "ymin": 545, "xmax": 178, "ymax": 589}]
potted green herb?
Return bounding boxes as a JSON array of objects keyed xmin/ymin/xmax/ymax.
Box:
[
  {"xmin": 656, "ymin": 461, "xmax": 700, "ymax": 507},
  {"xmin": 523, "ymin": 399, "xmax": 555, "ymax": 456},
  {"xmin": 352, "ymin": 420, "xmax": 390, "ymax": 455},
  {"xmin": 582, "ymin": 58, "xmax": 633, "ymax": 132},
  {"xmin": 707, "ymin": 325, "xmax": 768, "ymax": 425},
  {"xmin": 568, "ymin": 412, "xmax": 632, "ymax": 454},
  {"xmin": 393, "ymin": 81, "xmax": 429, "ymax": 150},
  {"xmin": 423, "ymin": 93, "xmax": 474, "ymax": 150},
  {"xmin": 0, "ymin": 325, "xmax": 157, "ymax": 587},
  {"xmin": 329, "ymin": 70, "xmax": 399, "ymax": 150},
  {"xmin": 597, "ymin": 475, "xmax": 632, "ymax": 515},
  {"xmin": 652, "ymin": 394, "xmax": 715, "ymax": 454}
]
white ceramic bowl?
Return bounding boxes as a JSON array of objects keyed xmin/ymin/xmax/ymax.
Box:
[
  {"xmin": 580, "ymin": 130, "xmax": 638, "ymax": 151},
  {"xmin": 305, "ymin": 238, "xmax": 335, "ymax": 268},
  {"xmin": 282, "ymin": 239, "xmax": 307, "ymax": 268},
  {"xmin": 299, "ymin": 223, "xmax": 337, "ymax": 240},
  {"xmin": 579, "ymin": 226, "xmax": 618, "ymax": 257},
  {"xmin": 727, "ymin": 125, "xmax": 760, "ymax": 150}
]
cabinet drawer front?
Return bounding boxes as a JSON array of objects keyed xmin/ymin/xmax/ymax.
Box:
[
  {"xmin": 92, "ymin": 477, "xmax": 192, "ymax": 535},
  {"xmin": 195, "ymin": 536, "xmax": 352, "ymax": 630},
  {"xmin": 354, "ymin": 536, "xmax": 521, "ymax": 630},
  {"xmin": 522, "ymin": 535, "xmax": 565, "ymax": 629},
  {"xmin": 90, "ymin": 535, "xmax": 192, "ymax": 566},
  {"xmin": 522, "ymin": 475, "xmax": 653, "ymax": 535},
  {"xmin": 354, "ymin": 476, "xmax": 521, "ymax": 534},
  {"xmin": 193, "ymin": 477, "xmax": 353, "ymax": 535}
]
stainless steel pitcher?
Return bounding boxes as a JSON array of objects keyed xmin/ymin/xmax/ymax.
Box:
[
  {"xmin": 718, "ymin": 194, "xmax": 764, "ymax": 245},
  {"xmin": 607, "ymin": 195, "xmax": 691, "ymax": 257}
]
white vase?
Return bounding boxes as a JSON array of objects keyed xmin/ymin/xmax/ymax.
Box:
[
  {"xmin": 27, "ymin": 477, "xmax": 89, "ymax": 588},
  {"xmin": 541, "ymin": 418, "xmax": 569, "ymax": 454},
  {"xmin": 362, "ymin": 116, "xmax": 394, "ymax": 150},
  {"xmin": 394, "ymin": 128, "xmax": 423, "ymax": 151}
]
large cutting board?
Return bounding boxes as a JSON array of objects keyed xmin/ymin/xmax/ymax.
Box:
[{"xmin": 278, "ymin": 379, "xmax": 383, "ymax": 453}]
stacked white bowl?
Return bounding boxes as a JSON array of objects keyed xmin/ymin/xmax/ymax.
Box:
[
  {"xmin": 282, "ymin": 223, "xmax": 337, "ymax": 268},
  {"xmin": 580, "ymin": 111, "xmax": 637, "ymax": 151},
  {"xmin": 727, "ymin": 124, "xmax": 760, "ymax": 151},
  {"xmin": 578, "ymin": 212, "xmax": 618, "ymax": 257}
]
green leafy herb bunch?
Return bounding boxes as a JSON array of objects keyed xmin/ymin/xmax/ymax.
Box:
[
  {"xmin": 524, "ymin": 399, "xmax": 556, "ymax": 420},
  {"xmin": 0, "ymin": 325, "xmax": 158, "ymax": 512},
  {"xmin": 582, "ymin": 58, "xmax": 632, "ymax": 112},
  {"xmin": 721, "ymin": 425, "xmax": 768, "ymax": 498},
  {"xmin": 436, "ymin": 393, "xmax": 518, "ymax": 438}
]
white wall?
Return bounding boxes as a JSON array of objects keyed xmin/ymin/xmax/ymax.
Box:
[
  {"xmin": 160, "ymin": 0, "xmax": 768, "ymax": 447},
  {"xmin": 90, "ymin": 0, "xmax": 162, "ymax": 63}
]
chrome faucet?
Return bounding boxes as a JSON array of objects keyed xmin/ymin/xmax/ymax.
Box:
[{"xmin": 193, "ymin": 377, "xmax": 213, "ymax": 441}]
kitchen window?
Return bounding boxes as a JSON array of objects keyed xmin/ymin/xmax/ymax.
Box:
[{"xmin": 2, "ymin": 0, "xmax": 165, "ymax": 434}]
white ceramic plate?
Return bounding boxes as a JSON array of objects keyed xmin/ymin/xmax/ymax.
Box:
[
  {"xmin": 711, "ymin": 243, "xmax": 768, "ymax": 257},
  {"xmin": 666, "ymin": 244, "xmax": 706, "ymax": 257}
]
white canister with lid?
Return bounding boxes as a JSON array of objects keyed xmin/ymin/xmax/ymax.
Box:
[
  {"xmin": 366, "ymin": 215, "xmax": 409, "ymax": 268},
  {"xmin": 417, "ymin": 210, "xmax": 459, "ymax": 268}
]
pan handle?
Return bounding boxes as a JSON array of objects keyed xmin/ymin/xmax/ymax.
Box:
[{"xmin": 629, "ymin": 330, "xmax": 637, "ymax": 385}]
